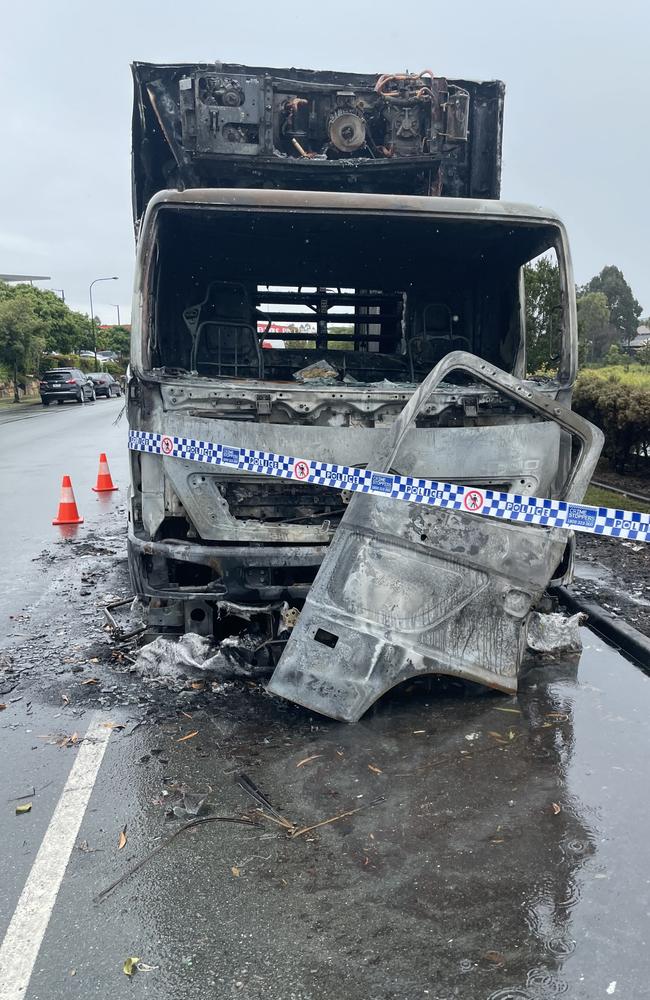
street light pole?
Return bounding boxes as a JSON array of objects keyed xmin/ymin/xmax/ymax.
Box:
[{"xmin": 89, "ymin": 277, "xmax": 118, "ymax": 365}]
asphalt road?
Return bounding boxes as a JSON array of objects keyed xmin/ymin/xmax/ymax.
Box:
[
  {"xmin": 0, "ymin": 401, "xmax": 649, "ymax": 999},
  {"xmin": 0, "ymin": 397, "xmax": 129, "ymax": 622}
]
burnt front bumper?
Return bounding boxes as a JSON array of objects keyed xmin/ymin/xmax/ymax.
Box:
[{"xmin": 127, "ymin": 526, "xmax": 327, "ymax": 605}]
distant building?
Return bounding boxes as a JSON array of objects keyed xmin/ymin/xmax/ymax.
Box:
[
  {"xmin": 629, "ymin": 324, "xmax": 650, "ymax": 351},
  {"xmin": 0, "ymin": 273, "xmax": 50, "ymax": 283}
]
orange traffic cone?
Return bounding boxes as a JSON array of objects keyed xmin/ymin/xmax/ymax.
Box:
[
  {"xmin": 52, "ymin": 475, "xmax": 84, "ymax": 525},
  {"xmin": 92, "ymin": 453, "xmax": 118, "ymax": 493}
]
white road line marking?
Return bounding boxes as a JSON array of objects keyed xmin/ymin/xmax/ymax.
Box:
[{"xmin": 0, "ymin": 714, "xmax": 112, "ymax": 999}]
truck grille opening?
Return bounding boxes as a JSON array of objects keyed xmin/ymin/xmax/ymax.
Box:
[{"xmin": 220, "ymin": 480, "xmax": 346, "ymax": 524}]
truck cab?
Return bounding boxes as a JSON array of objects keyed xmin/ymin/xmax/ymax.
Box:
[{"xmin": 127, "ymin": 187, "xmax": 579, "ymax": 638}]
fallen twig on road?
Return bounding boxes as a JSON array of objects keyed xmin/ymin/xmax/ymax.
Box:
[
  {"xmin": 237, "ymin": 772, "xmax": 385, "ymax": 840},
  {"xmin": 290, "ymin": 807, "xmax": 359, "ymax": 839},
  {"xmin": 289, "ymin": 795, "xmax": 385, "ymax": 839}
]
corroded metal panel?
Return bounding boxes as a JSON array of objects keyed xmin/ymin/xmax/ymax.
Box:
[{"xmin": 267, "ymin": 353, "xmax": 603, "ymax": 720}]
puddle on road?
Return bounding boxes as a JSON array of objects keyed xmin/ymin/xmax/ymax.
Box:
[
  {"xmin": 576, "ymin": 558, "xmax": 650, "ymax": 610},
  {"xmin": 57, "ymin": 631, "xmax": 647, "ymax": 1000}
]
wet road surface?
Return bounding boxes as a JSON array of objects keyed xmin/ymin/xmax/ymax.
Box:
[
  {"xmin": 1, "ymin": 403, "xmax": 649, "ymax": 999},
  {"xmin": 0, "ymin": 396, "xmax": 128, "ymax": 622}
]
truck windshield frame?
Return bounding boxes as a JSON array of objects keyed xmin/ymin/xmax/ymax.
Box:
[{"xmin": 132, "ymin": 192, "xmax": 577, "ymax": 389}]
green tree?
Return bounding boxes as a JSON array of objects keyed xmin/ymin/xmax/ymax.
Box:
[
  {"xmin": 636, "ymin": 341, "xmax": 650, "ymax": 366},
  {"xmin": 101, "ymin": 325, "xmax": 131, "ymax": 357},
  {"xmin": 0, "ymin": 282, "xmax": 90, "ymax": 354},
  {"xmin": 577, "ymin": 291, "xmax": 611, "ymax": 363},
  {"xmin": 523, "ymin": 257, "xmax": 561, "ymax": 374},
  {"xmin": 582, "ymin": 265, "xmax": 642, "ymax": 346},
  {"xmin": 0, "ymin": 298, "xmax": 45, "ymax": 402},
  {"xmin": 603, "ymin": 343, "xmax": 626, "ymax": 366}
]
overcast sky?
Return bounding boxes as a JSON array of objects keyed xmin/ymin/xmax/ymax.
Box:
[{"xmin": 1, "ymin": 0, "xmax": 648, "ymax": 323}]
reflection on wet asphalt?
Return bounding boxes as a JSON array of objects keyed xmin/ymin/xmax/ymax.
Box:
[
  {"xmin": 1, "ymin": 632, "xmax": 645, "ymax": 999},
  {"xmin": 0, "ymin": 397, "xmax": 128, "ymax": 621}
]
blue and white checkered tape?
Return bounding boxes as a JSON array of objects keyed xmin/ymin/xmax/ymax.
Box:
[{"xmin": 128, "ymin": 430, "xmax": 650, "ymax": 543}]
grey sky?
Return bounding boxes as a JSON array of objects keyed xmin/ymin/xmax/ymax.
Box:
[{"xmin": 1, "ymin": 0, "xmax": 648, "ymax": 323}]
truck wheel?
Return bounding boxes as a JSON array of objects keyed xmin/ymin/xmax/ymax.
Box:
[{"xmin": 42, "ymin": 399, "xmax": 50, "ymax": 406}]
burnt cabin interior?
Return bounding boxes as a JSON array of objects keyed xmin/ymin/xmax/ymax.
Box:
[
  {"xmin": 149, "ymin": 205, "xmax": 560, "ymax": 383},
  {"xmin": 136, "ymin": 206, "xmax": 565, "ymax": 608}
]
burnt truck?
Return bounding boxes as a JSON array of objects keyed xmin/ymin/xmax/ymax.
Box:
[{"xmin": 127, "ymin": 63, "xmax": 603, "ymax": 720}]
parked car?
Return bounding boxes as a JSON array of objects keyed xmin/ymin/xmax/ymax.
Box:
[
  {"xmin": 39, "ymin": 369, "xmax": 96, "ymax": 405},
  {"xmin": 88, "ymin": 372, "xmax": 122, "ymax": 398}
]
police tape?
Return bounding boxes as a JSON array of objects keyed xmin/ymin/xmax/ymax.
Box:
[{"xmin": 128, "ymin": 430, "xmax": 650, "ymax": 543}]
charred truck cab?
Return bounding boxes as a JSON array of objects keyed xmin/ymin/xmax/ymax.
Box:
[
  {"xmin": 128, "ymin": 190, "xmax": 578, "ymax": 625},
  {"xmin": 127, "ymin": 63, "xmax": 601, "ymax": 708}
]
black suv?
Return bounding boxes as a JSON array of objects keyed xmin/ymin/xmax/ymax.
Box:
[
  {"xmin": 88, "ymin": 372, "xmax": 122, "ymax": 398},
  {"xmin": 39, "ymin": 369, "xmax": 96, "ymax": 406}
]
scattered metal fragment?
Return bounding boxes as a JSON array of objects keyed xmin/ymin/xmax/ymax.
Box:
[
  {"xmin": 172, "ymin": 787, "xmax": 211, "ymax": 819},
  {"xmin": 293, "ymin": 360, "xmax": 339, "ymax": 383},
  {"xmin": 103, "ymin": 596, "xmax": 146, "ymax": 642},
  {"xmin": 527, "ymin": 611, "xmax": 586, "ymax": 656}
]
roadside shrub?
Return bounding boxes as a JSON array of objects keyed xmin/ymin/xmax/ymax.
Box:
[
  {"xmin": 39, "ymin": 353, "xmax": 125, "ymax": 376},
  {"xmin": 40, "ymin": 353, "xmax": 90, "ymax": 374},
  {"xmin": 573, "ymin": 371, "xmax": 650, "ymax": 473},
  {"xmin": 103, "ymin": 361, "xmax": 126, "ymax": 377},
  {"xmin": 581, "ymin": 364, "xmax": 650, "ymax": 387}
]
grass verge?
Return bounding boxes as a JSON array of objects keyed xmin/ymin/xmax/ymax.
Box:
[{"xmin": 584, "ymin": 484, "xmax": 650, "ymax": 514}]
